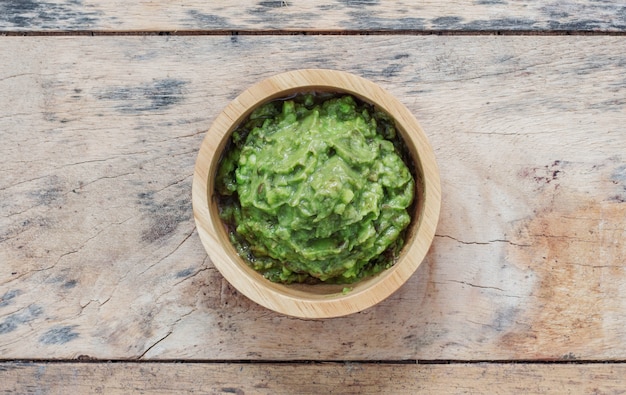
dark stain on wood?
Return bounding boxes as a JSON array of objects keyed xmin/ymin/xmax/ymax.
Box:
[
  {"xmin": 431, "ymin": 16, "xmax": 464, "ymax": 29},
  {"xmin": 348, "ymin": 14, "xmax": 540, "ymax": 31},
  {"xmin": 0, "ymin": 290, "xmax": 22, "ymax": 308},
  {"xmin": 246, "ymin": 3, "xmax": 318, "ymax": 25},
  {"xmin": 175, "ymin": 267, "xmax": 195, "ymax": 278},
  {"xmin": 460, "ymin": 17, "xmax": 538, "ymax": 30},
  {"xmin": 543, "ymin": 4, "xmax": 626, "ymax": 31},
  {"xmin": 549, "ymin": 19, "xmax": 608, "ymax": 31},
  {"xmin": 562, "ymin": 352, "xmax": 578, "ymax": 360},
  {"xmin": 475, "ymin": 0, "xmax": 507, "ymax": 4},
  {"xmin": 257, "ymin": 0, "xmax": 287, "ymax": 8},
  {"xmin": 344, "ymin": 13, "xmax": 425, "ymax": 30},
  {"xmin": 39, "ymin": 325, "xmax": 79, "ymax": 345},
  {"xmin": 612, "ymin": 164, "xmax": 626, "ymax": 186},
  {"xmin": 180, "ymin": 266, "xmax": 224, "ymax": 312},
  {"xmin": 517, "ymin": 161, "xmax": 563, "ymax": 191},
  {"xmin": 63, "ymin": 279, "xmax": 78, "ymax": 289},
  {"xmin": 356, "ymin": 53, "xmax": 412, "ymax": 80},
  {"xmin": 1, "ymin": 216, "xmax": 50, "ymax": 245},
  {"xmin": 381, "ymin": 63, "xmax": 406, "ymax": 78},
  {"xmin": 543, "ymin": 8, "xmax": 570, "ymax": 20},
  {"xmin": 611, "ymin": 195, "xmax": 626, "ymax": 203},
  {"xmin": 44, "ymin": 269, "xmax": 75, "ymax": 287},
  {"xmin": 30, "ymin": 177, "xmax": 65, "ymax": 207},
  {"xmin": 97, "ymin": 79, "xmax": 188, "ymax": 113},
  {"xmin": 414, "ymin": 324, "xmax": 448, "ymax": 350},
  {"xmin": 0, "ymin": 305, "xmax": 43, "ymax": 335},
  {"xmin": 338, "ymin": 0, "xmax": 380, "ymax": 7},
  {"xmin": 493, "ymin": 306, "xmax": 520, "ymax": 332},
  {"xmin": 0, "ymin": 0, "xmax": 100, "ymax": 29},
  {"xmin": 186, "ymin": 10, "xmax": 232, "ymax": 28},
  {"xmin": 610, "ymin": 164, "xmax": 626, "ymax": 202},
  {"xmin": 138, "ymin": 190, "xmax": 192, "ymax": 243},
  {"xmin": 221, "ymin": 387, "xmax": 245, "ymax": 395}
]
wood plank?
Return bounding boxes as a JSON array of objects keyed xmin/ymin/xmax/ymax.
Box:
[
  {"xmin": 0, "ymin": 36, "xmax": 625, "ymax": 361},
  {"xmin": 2, "ymin": 362, "xmax": 626, "ymax": 394},
  {"xmin": 0, "ymin": 1, "xmax": 625, "ymax": 32}
]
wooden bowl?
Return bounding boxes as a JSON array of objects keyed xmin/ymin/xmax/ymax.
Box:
[{"xmin": 192, "ymin": 69, "xmax": 440, "ymax": 319}]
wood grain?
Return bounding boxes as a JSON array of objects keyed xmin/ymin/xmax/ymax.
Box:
[
  {"xmin": 0, "ymin": 1, "xmax": 625, "ymax": 32},
  {"xmin": 0, "ymin": 36, "xmax": 625, "ymax": 360},
  {"xmin": 2, "ymin": 362, "xmax": 626, "ymax": 394}
]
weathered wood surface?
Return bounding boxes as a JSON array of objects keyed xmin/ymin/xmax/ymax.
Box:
[
  {"xmin": 3, "ymin": 362, "xmax": 626, "ymax": 394},
  {"xmin": 1, "ymin": 36, "xmax": 625, "ymax": 361},
  {"xmin": 1, "ymin": 1, "xmax": 625, "ymax": 32}
]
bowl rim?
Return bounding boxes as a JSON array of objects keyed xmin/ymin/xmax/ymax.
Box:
[{"xmin": 192, "ymin": 69, "xmax": 441, "ymax": 319}]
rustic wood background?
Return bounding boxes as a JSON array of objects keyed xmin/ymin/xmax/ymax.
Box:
[
  {"xmin": 1, "ymin": 1, "xmax": 625, "ymax": 393},
  {"xmin": 0, "ymin": 0, "xmax": 625, "ymax": 32}
]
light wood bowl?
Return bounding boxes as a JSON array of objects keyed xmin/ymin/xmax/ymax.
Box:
[{"xmin": 192, "ymin": 69, "xmax": 440, "ymax": 319}]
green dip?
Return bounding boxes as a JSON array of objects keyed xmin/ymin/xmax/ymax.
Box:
[{"xmin": 216, "ymin": 93, "xmax": 415, "ymax": 284}]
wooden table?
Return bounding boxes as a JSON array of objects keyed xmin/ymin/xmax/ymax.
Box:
[{"xmin": 1, "ymin": 2, "xmax": 625, "ymax": 393}]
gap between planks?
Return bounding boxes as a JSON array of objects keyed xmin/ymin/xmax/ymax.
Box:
[
  {"xmin": 2, "ymin": 359, "xmax": 626, "ymax": 365},
  {"xmin": 2, "ymin": 29, "xmax": 626, "ymax": 37}
]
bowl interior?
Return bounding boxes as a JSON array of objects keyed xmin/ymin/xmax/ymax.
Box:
[{"xmin": 193, "ymin": 69, "xmax": 440, "ymax": 318}]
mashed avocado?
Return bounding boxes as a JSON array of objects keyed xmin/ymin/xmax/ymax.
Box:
[{"xmin": 216, "ymin": 93, "xmax": 415, "ymax": 284}]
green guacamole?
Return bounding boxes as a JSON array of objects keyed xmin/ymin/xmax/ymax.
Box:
[{"xmin": 216, "ymin": 93, "xmax": 415, "ymax": 284}]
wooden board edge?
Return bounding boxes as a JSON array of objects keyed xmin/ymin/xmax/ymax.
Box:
[{"xmin": 2, "ymin": 362, "xmax": 626, "ymax": 393}]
